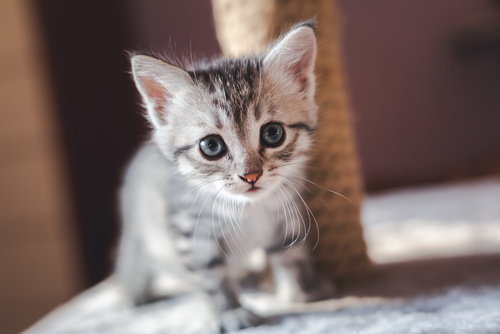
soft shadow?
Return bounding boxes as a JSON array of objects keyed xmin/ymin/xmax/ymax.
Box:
[{"xmin": 340, "ymin": 253, "xmax": 500, "ymax": 298}]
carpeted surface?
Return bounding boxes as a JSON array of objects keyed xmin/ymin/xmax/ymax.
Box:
[
  {"xmin": 25, "ymin": 282, "xmax": 500, "ymax": 334},
  {"xmin": 242, "ymin": 287, "xmax": 500, "ymax": 334},
  {"xmin": 25, "ymin": 177, "xmax": 500, "ymax": 333}
]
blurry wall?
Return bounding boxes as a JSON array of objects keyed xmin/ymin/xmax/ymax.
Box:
[
  {"xmin": 126, "ymin": 0, "xmax": 500, "ymax": 191},
  {"xmin": 0, "ymin": 1, "xmax": 82, "ymax": 333},
  {"xmin": 34, "ymin": 1, "xmax": 146, "ymax": 287},
  {"xmin": 11, "ymin": 2, "xmax": 499, "ymax": 329},
  {"xmin": 127, "ymin": 0, "xmax": 220, "ymax": 57},
  {"xmin": 339, "ymin": 0, "xmax": 500, "ymax": 190}
]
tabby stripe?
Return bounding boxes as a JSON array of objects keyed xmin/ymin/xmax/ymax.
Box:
[
  {"xmin": 288, "ymin": 122, "xmax": 314, "ymax": 134},
  {"xmin": 206, "ymin": 256, "xmax": 225, "ymax": 269},
  {"xmin": 273, "ymin": 133, "xmax": 299, "ymax": 162},
  {"xmin": 183, "ymin": 155, "xmax": 225, "ymax": 176},
  {"xmin": 174, "ymin": 144, "xmax": 194, "ymax": 158}
]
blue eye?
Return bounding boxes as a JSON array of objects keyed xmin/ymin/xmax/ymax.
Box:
[
  {"xmin": 261, "ymin": 122, "xmax": 285, "ymax": 147},
  {"xmin": 199, "ymin": 135, "xmax": 226, "ymax": 159}
]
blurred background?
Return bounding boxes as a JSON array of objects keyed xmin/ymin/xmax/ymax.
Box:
[{"xmin": 0, "ymin": 0, "xmax": 499, "ymax": 332}]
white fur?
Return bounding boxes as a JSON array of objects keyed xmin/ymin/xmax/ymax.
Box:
[{"xmin": 117, "ymin": 24, "xmax": 324, "ymax": 329}]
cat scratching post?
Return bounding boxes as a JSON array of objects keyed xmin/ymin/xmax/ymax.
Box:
[{"xmin": 212, "ymin": 0, "xmax": 370, "ymax": 286}]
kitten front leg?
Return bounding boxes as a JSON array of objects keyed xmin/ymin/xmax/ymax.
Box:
[
  {"xmin": 195, "ymin": 244, "xmax": 263, "ymax": 333},
  {"xmin": 116, "ymin": 144, "xmax": 195, "ymax": 304},
  {"xmin": 115, "ymin": 229, "xmax": 195, "ymax": 304},
  {"xmin": 268, "ymin": 245, "xmax": 336, "ymax": 303}
]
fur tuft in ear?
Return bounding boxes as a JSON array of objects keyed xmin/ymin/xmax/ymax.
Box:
[
  {"xmin": 131, "ymin": 55, "xmax": 193, "ymax": 128},
  {"xmin": 263, "ymin": 23, "xmax": 317, "ymax": 91}
]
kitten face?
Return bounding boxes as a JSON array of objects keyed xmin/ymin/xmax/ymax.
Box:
[{"xmin": 132, "ymin": 24, "xmax": 317, "ymax": 203}]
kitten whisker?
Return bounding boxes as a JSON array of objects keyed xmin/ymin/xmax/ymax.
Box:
[
  {"xmin": 229, "ymin": 198, "xmax": 238, "ymax": 233},
  {"xmin": 280, "ymin": 177, "xmax": 319, "ymax": 249},
  {"xmin": 233, "ymin": 200, "xmax": 248, "ymax": 248},
  {"xmin": 194, "ymin": 187, "xmax": 222, "ymax": 261},
  {"xmin": 183, "ymin": 179, "xmax": 223, "ymax": 202},
  {"xmin": 276, "ymin": 161, "xmax": 316, "ymax": 170},
  {"xmin": 189, "ymin": 38, "xmax": 198, "ymax": 82},
  {"xmin": 212, "ymin": 186, "xmax": 231, "ymax": 260},
  {"xmin": 278, "ymin": 183, "xmax": 307, "ymax": 251},
  {"xmin": 224, "ymin": 197, "xmax": 247, "ymax": 254},
  {"xmin": 280, "ymin": 184, "xmax": 298, "ymax": 249},
  {"xmin": 280, "ymin": 184, "xmax": 303, "ymax": 248},
  {"xmin": 289, "ymin": 173, "xmax": 358, "ymax": 209},
  {"xmin": 222, "ymin": 195, "xmax": 242, "ymax": 265},
  {"xmin": 283, "ymin": 181, "xmax": 308, "ymax": 245},
  {"xmin": 271, "ymin": 188, "xmax": 282, "ymax": 228},
  {"xmin": 276, "ymin": 184, "xmax": 291, "ymax": 248},
  {"xmin": 282, "ymin": 175, "xmax": 332, "ymax": 212}
]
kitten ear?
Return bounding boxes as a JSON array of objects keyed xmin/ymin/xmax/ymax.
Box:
[
  {"xmin": 263, "ymin": 23, "xmax": 317, "ymax": 90},
  {"xmin": 131, "ymin": 55, "xmax": 193, "ymax": 127}
]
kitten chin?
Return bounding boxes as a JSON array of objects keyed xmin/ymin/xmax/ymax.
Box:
[{"xmin": 219, "ymin": 184, "xmax": 276, "ymax": 203}]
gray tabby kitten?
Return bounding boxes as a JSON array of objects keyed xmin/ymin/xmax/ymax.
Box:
[{"xmin": 116, "ymin": 22, "xmax": 328, "ymax": 332}]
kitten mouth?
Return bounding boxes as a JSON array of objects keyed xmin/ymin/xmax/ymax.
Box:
[{"xmin": 245, "ymin": 186, "xmax": 262, "ymax": 194}]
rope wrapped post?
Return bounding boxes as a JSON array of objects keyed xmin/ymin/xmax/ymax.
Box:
[{"xmin": 212, "ymin": 0, "xmax": 370, "ymax": 287}]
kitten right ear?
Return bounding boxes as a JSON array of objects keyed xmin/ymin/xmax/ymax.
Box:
[
  {"xmin": 263, "ymin": 23, "xmax": 317, "ymax": 92},
  {"xmin": 131, "ymin": 55, "xmax": 193, "ymax": 128}
]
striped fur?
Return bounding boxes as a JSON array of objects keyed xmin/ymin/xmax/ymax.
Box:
[{"xmin": 116, "ymin": 22, "xmax": 329, "ymax": 332}]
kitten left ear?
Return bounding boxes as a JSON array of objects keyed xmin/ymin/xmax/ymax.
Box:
[
  {"xmin": 131, "ymin": 55, "xmax": 193, "ymax": 128},
  {"xmin": 263, "ymin": 23, "xmax": 317, "ymax": 89}
]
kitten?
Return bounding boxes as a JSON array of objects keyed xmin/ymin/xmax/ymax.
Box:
[{"xmin": 116, "ymin": 21, "xmax": 329, "ymax": 332}]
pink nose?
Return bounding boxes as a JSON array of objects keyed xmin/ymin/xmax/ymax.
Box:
[{"xmin": 239, "ymin": 172, "xmax": 263, "ymax": 185}]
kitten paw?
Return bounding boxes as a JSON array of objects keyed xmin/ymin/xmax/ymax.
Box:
[
  {"xmin": 302, "ymin": 278, "xmax": 337, "ymax": 302},
  {"xmin": 219, "ymin": 308, "xmax": 264, "ymax": 333}
]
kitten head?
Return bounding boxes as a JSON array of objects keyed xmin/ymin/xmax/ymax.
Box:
[{"xmin": 131, "ymin": 22, "xmax": 318, "ymax": 202}]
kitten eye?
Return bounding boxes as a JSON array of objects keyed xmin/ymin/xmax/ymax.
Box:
[
  {"xmin": 199, "ymin": 135, "xmax": 226, "ymax": 159},
  {"xmin": 261, "ymin": 122, "xmax": 285, "ymax": 147}
]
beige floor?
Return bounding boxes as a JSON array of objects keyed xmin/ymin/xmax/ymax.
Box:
[{"xmin": 0, "ymin": 1, "xmax": 82, "ymax": 333}]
